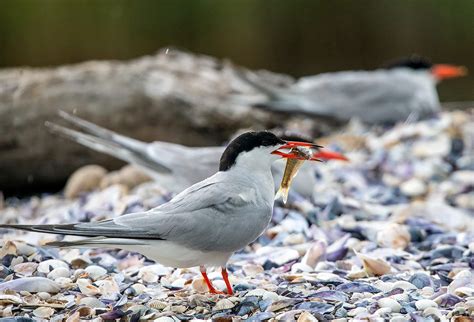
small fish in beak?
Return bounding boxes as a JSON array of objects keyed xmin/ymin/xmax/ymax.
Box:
[{"xmin": 272, "ymin": 141, "xmax": 348, "ymax": 203}]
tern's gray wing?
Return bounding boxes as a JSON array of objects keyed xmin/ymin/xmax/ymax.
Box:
[
  {"xmin": 1, "ymin": 173, "xmax": 271, "ymax": 252},
  {"xmin": 292, "ymin": 70, "xmax": 436, "ymax": 123}
]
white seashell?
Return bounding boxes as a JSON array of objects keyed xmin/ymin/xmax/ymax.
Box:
[
  {"xmin": 400, "ymin": 178, "xmax": 427, "ymax": 197},
  {"xmin": 0, "ymin": 277, "xmax": 61, "ymax": 293},
  {"xmin": 171, "ymin": 305, "xmax": 187, "ymax": 314},
  {"xmin": 33, "ymin": 306, "xmax": 55, "ymax": 318},
  {"xmin": 85, "ymin": 265, "xmax": 107, "ymax": 280},
  {"xmin": 152, "ymin": 318, "xmax": 175, "ymax": 322},
  {"xmin": 347, "ymin": 307, "xmax": 368, "ymax": 317},
  {"xmin": 454, "ymin": 287, "xmax": 474, "ymax": 297},
  {"xmin": 283, "ymin": 233, "xmax": 306, "ymax": 245},
  {"xmin": 423, "ymin": 307, "xmax": 443, "ymax": 319},
  {"xmin": 373, "ymin": 307, "xmax": 392, "ymax": 316},
  {"xmin": 378, "ymin": 298, "xmax": 401, "ymax": 313},
  {"xmin": 213, "ymin": 298, "xmax": 235, "ymax": 311},
  {"xmin": 64, "ymin": 165, "xmax": 107, "ymax": 199},
  {"xmin": 100, "ymin": 165, "xmax": 152, "ymax": 190},
  {"xmin": 14, "ymin": 242, "xmax": 36, "ymax": 256},
  {"xmin": 96, "ymin": 278, "xmax": 120, "ymax": 299},
  {"xmin": 297, "ymin": 311, "xmax": 318, "ymax": 322},
  {"xmin": 191, "ymin": 277, "xmax": 208, "ymax": 293},
  {"xmin": 171, "ymin": 278, "xmax": 186, "ymax": 289},
  {"xmin": 13, "ymin": 262, "xmax": 38, "ymax": 276},
  {"xmin": 415, "ymin": 299, "xmax": 438, "ymax": 310},
  {"xmin": 138, "ymin": 264, "xmax": 170, "ymax": 283},
  {"xmin": 390, "ymin": 316, "xmax": 409, "ymax": 322},
  {"xmin": 148, "ymin": 299, "xmax": 168, "ymax": 310},
  {"xmin": 242, "ymin": 264, "xmax": 264, "ymax": 277},
  {"xmin": 390, "ymin": 293, "xmax": 409, "ymax": 302},
  {"xmin": 37, "ymin": 259, "xmax": 69, "ymax": 274},
  {"xmin": 301, "ymin": 240, "xmax": 327, "ymax": 269},
  {"xmin": 356, "ymin": 252, "xmax": 391, "ymax": 276},
  {"xmin": 448, "ymin": 270, "xmax": 474, "ymax": 294},
  {"xmin": 76, "ymin": 278, "xmax": 100, "ymax": 296},
  {"xmin": 37, "ymin": 292, "xmax": 51, "ymax": 300},
  {"xmin": 376, "ymin": 223, "xmax": 411, "ymax": 250},
  {"xmin": 392, "ymin": 280, "xmax": 417, "ymax": 291},
  {"xmin": 0, "ymin": 294, "xmax": 23, "ymax": 305},
  {"xmin": 373, "ymin": 280, "xmax": 394, "ymax": 293},
  {"xmin": 79, "ymin": 296, "xmax": 106, "ymax": 308},
  {"xmin": 47, "ymin": 267, "xmax": 71, "ymax": 280},
  {"xmin": 131, "ymin": 283, "xmax": 147, "ymax": 295},
  {"xmin": 419, "ymin": 286, "xmax": 434, "ymax": 298}
]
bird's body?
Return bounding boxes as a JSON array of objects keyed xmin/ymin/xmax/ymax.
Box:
[
  {"xmin": 234, "ymin": 57, "xmax": 466, "ymax": 124},
  {"xmin": 291, "ymin": 69, "xmax": 440, "ymax": 123},
  {"xmin": 47, "ymin": 112, "xmax": 317, "ymax": 197},
  {"xmin": 1, "ymin": 131, "xmax": 340, "ymax": 294}
]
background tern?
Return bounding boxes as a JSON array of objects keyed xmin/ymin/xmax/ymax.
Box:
[
  {"xmin": 234, "ymin": 56, "xmax": 467, "ymax": 124},
  {"xmin": 46, "ymin": 112, "xmax": 346, "ymax": 198},
  {"xmin": 0, "ymin": 131, "xmax": 345, "ymax": 294}
]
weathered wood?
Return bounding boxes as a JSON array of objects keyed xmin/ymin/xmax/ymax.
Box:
[{"xmin": 1, "ymin": 48, "xmax": 324, "ymax": 193}]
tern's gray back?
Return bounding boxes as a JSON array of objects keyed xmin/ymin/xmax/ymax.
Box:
[
  {"xmin": 113, "ymin": 170, "xmax": 274, "ymax": 252},
  {"xmin": 294, "ymin": 69, "xmax": 440, "ymax": 123}
]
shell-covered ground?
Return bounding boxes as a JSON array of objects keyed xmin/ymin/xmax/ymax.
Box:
[{"xmin": 0, "ymin": 110, "xmax": 473, "ymax": 321}]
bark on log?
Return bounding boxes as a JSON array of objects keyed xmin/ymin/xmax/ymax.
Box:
[{"xmin": 0, "ymin": 48, "xmax": 327, "ymax": 194}]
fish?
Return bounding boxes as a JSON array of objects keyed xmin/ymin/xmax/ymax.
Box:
[{"xmin": 275, "ymin": 146, "xmax": 313, "ymax": 203}]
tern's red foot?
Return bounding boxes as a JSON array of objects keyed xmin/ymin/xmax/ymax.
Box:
[
  {"xmin": 200, "ymin": 266, "xmax": 225, "ymax": 295},
  {"xmin": 221, "ymin": 267, "xmax": 234, "ymax": 295}
]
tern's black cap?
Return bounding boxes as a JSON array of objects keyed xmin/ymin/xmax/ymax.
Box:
[
  {"xmin": 384, "ymin": 55, "xmax": 433, "ymax": 70},
  {"xmin": 219, "ymin": 131, "xmax": 285, "ymax": 171}
]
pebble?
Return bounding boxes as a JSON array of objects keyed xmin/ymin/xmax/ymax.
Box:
[
  {"xmin": 378, "ymin": 298, "xmax": 402, "ymax": 313},
  {"xmin": 415, "ymin": 299, "xmax": 438, "ymax": 310},
  {"xmin": 64, "ymin": 165, "xmax": 107, "ymax": 199},
  {"xmin": 400, "ymin": 178, "xmax": 427, "ymax": 197}
]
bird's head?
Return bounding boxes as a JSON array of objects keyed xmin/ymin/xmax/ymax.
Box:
[
  {"xmin": 384, "ymin": 55, "xmax": 467, "ymax": 82},
  {"xmin": 219, "ymin": 131, "xmax": 347, "ymax": 172}
]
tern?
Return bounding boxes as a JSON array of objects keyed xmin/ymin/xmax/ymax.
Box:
[
  {"xmin": 0, "ymin": 131, "xmax": 346, "ymax": 294},
  {"xmin": 234, "ymin": 56, "xmax": 467, "ymax": 124},
  {"xmin": 46, "ymin": 112, "xmax": 345, "ymax": 197}
]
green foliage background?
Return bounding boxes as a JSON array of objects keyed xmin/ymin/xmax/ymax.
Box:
[{"xmin": 1, "ymin": 0, "xmax": 472, "ymax": 101}]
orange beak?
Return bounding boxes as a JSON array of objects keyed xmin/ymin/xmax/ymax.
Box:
[
  {"xmin": 431, "ymin": 64, "xmax": 467, "ymax": 80},
  {"xmin": 272, "ymin": 141, "xmax": 348, "ymax": 162}
]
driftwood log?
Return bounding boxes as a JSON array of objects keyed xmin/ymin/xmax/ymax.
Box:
[{"xmin": 0, "ymin": 48, "xmax": 333, "ymax": 194}]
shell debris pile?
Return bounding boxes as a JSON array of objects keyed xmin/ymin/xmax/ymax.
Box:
[{"xmin": 0, "ymin": 111, "xmax": 473, "ymax": 321}]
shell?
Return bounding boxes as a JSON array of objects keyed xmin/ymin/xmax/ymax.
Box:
[
  {"xmin": 33, "ymin": 307, "xmax": 55, "ymax": 318},
  {"xmin": 85, "ymin": 265, "xmax": 107, "ymax": 280},
  {"xmin": 100, "ymin": 165, "xmax": 152, "ymax": 190},
  {"xmin": 0, "ymin": 277, "xmax": 61, "ymax": 293},
  {"xmin": 297, "ymin": 311, "xmax": 318, "ymax": 322},
  {"xmin": 64, "ymin": 164, "xmax": 107, "ymax": 199},
  {"xmin": 376, "ymin": 223, "xmax": 411, "ymax": 250},
  {"xmin": 37, "ymin": 259, "xmax": 69, "ymax": 274},
  {"xmin": 378, "ymin": 298, "xmax": 401, "ymax": 313},
  {"xmin": 47, "ymin": 267, "xmax": 71, "ymax": 280},
  {"xmin": 356, "ymin": 252, "xmax": 392, "ymax": 276},
  {"xmin": 76, "ymin": 278, "xmax": 100, "ymax": 296},
  {"xmin": 415, "ymin": 299, "xmax": 438, "ymax": 310},
  {"xmin": 148, "ymin": 299, "xmax": 168, "ymax": 310},
  {"xmin": 13, "ymin": 262, "xmax": 38, "ymax": 276},
  {"xmin": 212, "ymin": 299, "xmax": 235, "ymax": 311}
]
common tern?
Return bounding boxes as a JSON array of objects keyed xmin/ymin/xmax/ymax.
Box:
[
  {"xmin": 0, "ymin": 131, "xmax": 346, "ymax": 294},
  {"xmin": 234, "ymin": 56, "xmax": 467, "ymax": 124},
  {"xmin": 46, "ymin": 112, "xmax": 345, "ymax": 197}
]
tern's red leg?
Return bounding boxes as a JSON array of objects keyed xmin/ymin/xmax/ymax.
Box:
[
  {"xmin": 221, "ymin": 267, "xmax": 234, "ymax": 295},
  {"xmin": 200, "ymin": 266, "xmax": 223, "ymax": 294}
]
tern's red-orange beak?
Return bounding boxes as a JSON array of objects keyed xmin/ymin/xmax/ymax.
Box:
[
  {"xmin": 431, "ymin": 64, "xmax": 467, "ymax": 80},
  {"xmin": 272, "ymin": 141, "xmax": 348, "ymax": 161}
]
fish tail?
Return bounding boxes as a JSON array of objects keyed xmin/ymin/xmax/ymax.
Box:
[{"xmin": 275, "ymin": 186, "xmax": 289, "ymax": 204}]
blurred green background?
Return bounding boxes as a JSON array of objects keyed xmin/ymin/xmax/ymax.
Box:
[{"xmin": 1, "ymin": 0, "xmax": 473, "ymax": 101}]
